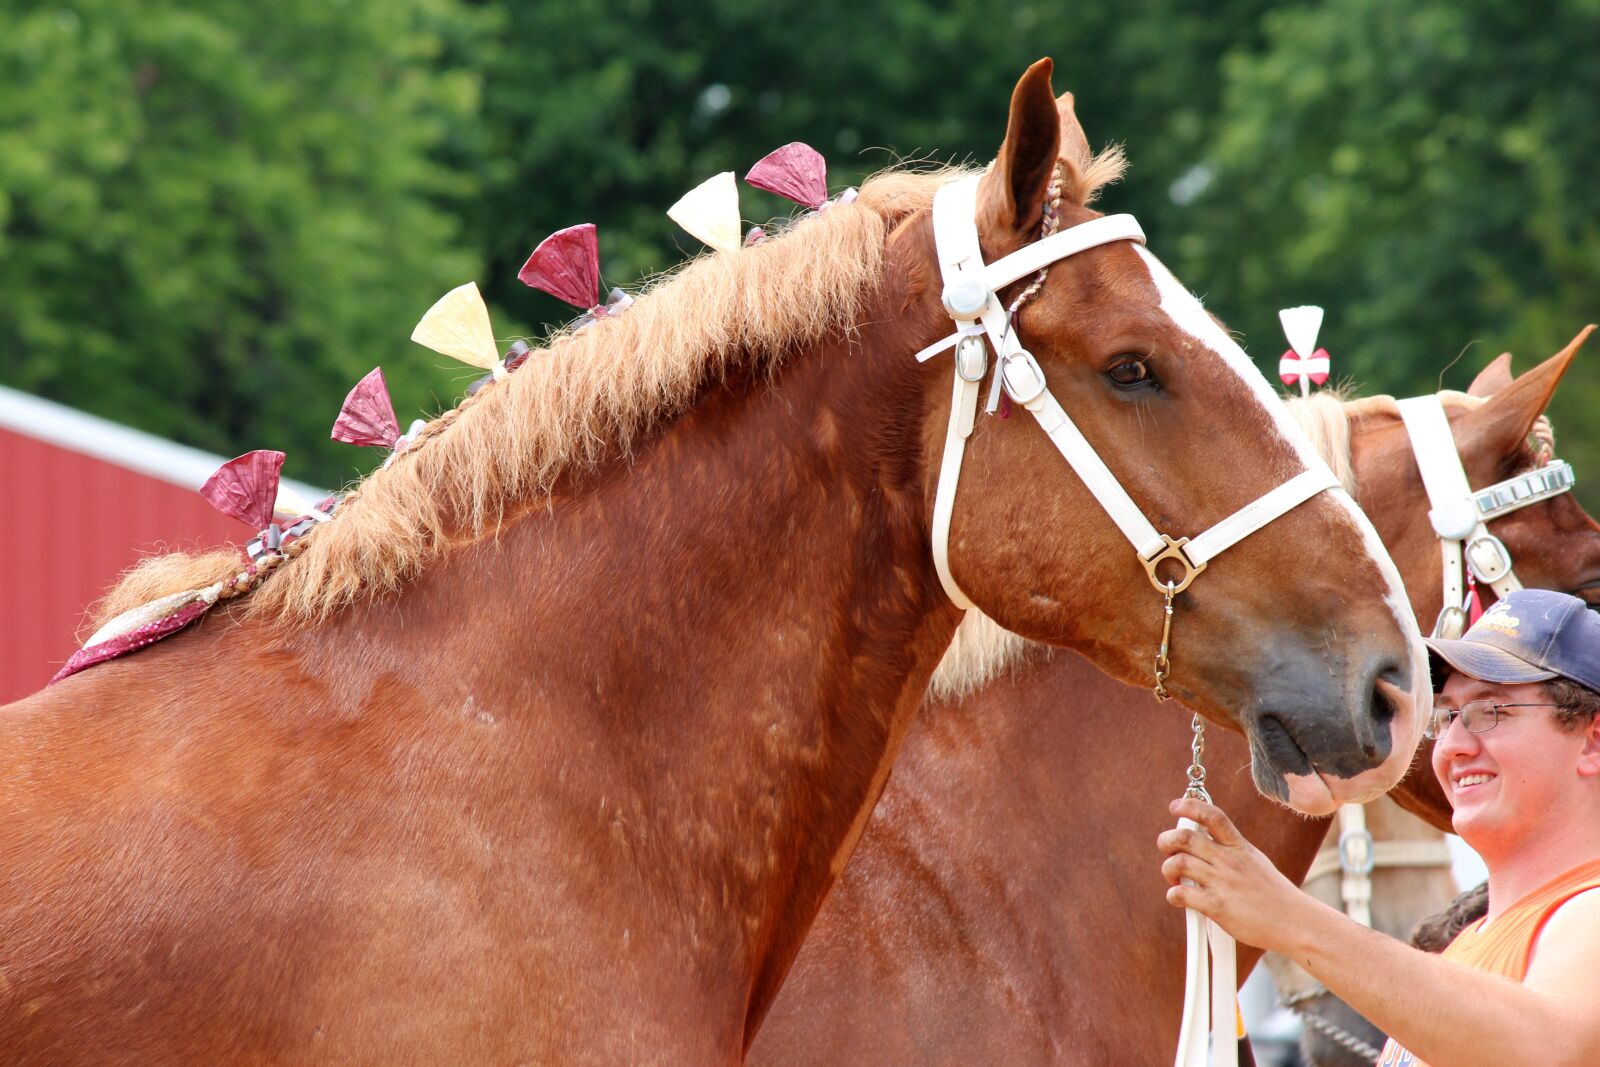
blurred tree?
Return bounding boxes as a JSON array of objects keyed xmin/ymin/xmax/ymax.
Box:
[
  {"xmin": 1169, "ymin": 0, "xmax": 1600, "ymax": 503},
  {"xmin": 1, "ymin": 0, "xmax": 1593, "ymax": 506},
  {"xmin": 465, "ymin": 0, "xmax": 1280, "ymax": 337},
  {"xmin": 0, "ymin": 0, "xmax": 486, "ymax": 488}
]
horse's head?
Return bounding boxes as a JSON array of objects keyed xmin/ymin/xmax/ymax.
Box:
[
  {"xmin": 1348, "ymin": 328, "xmax": 1600, "ymax": 620},
  {"xmin": 898, "ymin": 59, "xmax": 1427, "ymax": 815}
]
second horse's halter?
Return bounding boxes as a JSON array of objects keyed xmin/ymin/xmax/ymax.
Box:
[{"xmin": 1397, "ymin": 394, "xmax": 1574, "ymax": 639}]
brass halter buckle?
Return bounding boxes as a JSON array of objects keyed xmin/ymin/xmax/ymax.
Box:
[{"xmin": 1140, "ymin": 533, "xmax": 1206, "ymax": 595}]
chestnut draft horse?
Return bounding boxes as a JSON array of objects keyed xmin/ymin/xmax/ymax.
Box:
[
  {"xmin": 751, "ymin": 338, "xmax": 1600, "ymax": 1066},
  {"xmin": 1, "ymin": 62, "xmax": 1426, "ymax": 1065}
]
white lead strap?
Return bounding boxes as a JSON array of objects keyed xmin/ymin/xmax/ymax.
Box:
[{"xmin": 1174, "ymin": 816, "xmax": 1239, "ymax": 1067}]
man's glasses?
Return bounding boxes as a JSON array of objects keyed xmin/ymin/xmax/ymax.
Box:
[{"xmin": 1424, "ymin": 700, "xmax": 1570, "ymax": 740}]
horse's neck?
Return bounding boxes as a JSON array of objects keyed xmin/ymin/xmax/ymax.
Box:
[{"xmin": 304, "ymin": 311, "xmax": 961, "ymax": 1024}]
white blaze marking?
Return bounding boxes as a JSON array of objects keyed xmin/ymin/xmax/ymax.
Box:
[{"xmin": 1131, "ymin": 245, "xmax": 1429, "ymax": 754}]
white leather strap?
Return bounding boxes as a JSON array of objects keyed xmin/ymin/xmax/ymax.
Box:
[
  {"xmin": 1023, "ymin": 388, "xmax": 1166, "ymax": 559},
  {"xmin": 981, "ymin": 214, "xmax": 1147, "ymax": 290},
  {"xmin": 1396, "ymin": 397, "xmax": 1476, "ymax": 539},
  {"xmin": 1397, "ymin": 395, "xmax": 1573, "ymax": 636},
  {"xmin": 1184, "ymin": 468, "xmax": 1340, "ymax": 566},
  {"xmin": 1336, "ymin": 803, "xmax": 1373, "ymax": 928},
  {"xmin": 928, "ymin": 177, "xmax": 993, "ymax": 610},
  {"xmin": 1175, "ymin": 816, "xmax": 1239, "ymax": 1067},
  {"xmin": 931, "ymin": 367, "xmax": 983, "ymax": 609}
]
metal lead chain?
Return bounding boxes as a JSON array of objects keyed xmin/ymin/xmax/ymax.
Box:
[
  {"xmin": 1152, "ymin": 579, "xmax": 1176, "ymax": 702},
  {"xmin": 1185, "ymin": 713, "xmax": 1211, "ymax": 802}
]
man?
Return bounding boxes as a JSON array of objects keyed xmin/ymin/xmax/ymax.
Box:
[{"xmin": 1159, "ymin": 588, "xmax": 1600, "ymax": 1067}]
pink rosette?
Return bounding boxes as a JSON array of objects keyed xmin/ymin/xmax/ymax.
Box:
[
  {"xmin": 745, "ymin": 142, "xmax": 828, "ymax": 210},
  {"xmin": 331, "ymin": 367, "xmax": 401, "ymax": 448},
  {"xmin": 200, "ymin": 450, "xmax": 284, "ymax": 531},
  {"xmin": 518, "ymin": 223, "xmax": 601, "ymax": 310}
]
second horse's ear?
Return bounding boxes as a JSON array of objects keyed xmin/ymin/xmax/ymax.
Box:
[
  {"xmin": 1457, "ymin": 325, "xmax": 1593, "ymax": 456},
  {"xmin": 1055, "ymin": 91, "xmax": 1091, "ymax": 174},
  {"xmin": 1467, "ymin": 353, "xmax": 1514, "ymax": 398},
  {"xmin": 981, "ymin": 58, "xmax": 1061, "ymax": 237}
]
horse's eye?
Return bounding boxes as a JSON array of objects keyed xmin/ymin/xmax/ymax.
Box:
[{"xmin": 1106, "ymin": 357, "xmax": 1155, "ymax": 389}]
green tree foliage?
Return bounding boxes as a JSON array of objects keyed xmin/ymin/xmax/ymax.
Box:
[
  {"xmin": 1, "ymin": 0, "xmax": 1594, "ymax": 507},
  {"xmin": 1167, "ymin": 0, "xmax": 1600, "ymax": 502},
  {"xmin": 465, "ymin": 0, "xmax": 1279, "ymax": 338},
  {"xmin": 0, "ymin": 0, "xmax": 485, "ymax": 487}
]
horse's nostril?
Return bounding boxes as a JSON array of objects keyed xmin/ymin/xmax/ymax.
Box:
[
  {"xmin": 1371, "ymin": 660, "xmax": 1408, "ymax": 726},
  {"xmin": 1370, "ymin": 682, "xmax": 1396, "ymax": 727}
]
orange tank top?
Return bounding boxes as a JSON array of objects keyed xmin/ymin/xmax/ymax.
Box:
[{"xmin": 1377, "ymin": 857, "xmax": 1600, "ymax": 1067}]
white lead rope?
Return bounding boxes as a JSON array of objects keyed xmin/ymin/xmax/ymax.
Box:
[{"xmin": 1174, "ymin": 715, "xmax": 1239, "ymax": 1067}]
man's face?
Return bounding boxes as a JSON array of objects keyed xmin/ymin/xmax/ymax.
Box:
[{"xmin": 1431, "ymin": 673, "xmax": 1593, "ymax": 848}]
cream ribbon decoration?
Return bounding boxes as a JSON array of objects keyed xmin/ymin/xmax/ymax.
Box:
[
  {"xmin": 667, "ymin": 171, "xmax": 742, "ymax": 253},
  {"xmin": 411, "ymin": 281, "xmax": 504, "ymax": 381}
]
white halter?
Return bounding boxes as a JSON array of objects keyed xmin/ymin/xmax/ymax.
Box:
[
  {"xmin": 1396, "ymin": 394, "xmax": 1576, "ymax": 639},
  {"xmin": 924, "ymin": 174, "xmax": 1343, "ymax": 1067},
  {"xmin": 920, "ymin": 174, "xmax": 1339, "ymax": 610}
]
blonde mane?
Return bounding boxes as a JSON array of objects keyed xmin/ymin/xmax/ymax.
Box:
[
  {"xmin": 94, "ymin": 146, "xmax": 1128, "ymax": 631},
  {"xmin": 926, "ymin": 390, "xmax": 1364, "ymax": 701}
]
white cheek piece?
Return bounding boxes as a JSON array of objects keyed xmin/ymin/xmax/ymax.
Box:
[
  {"xmin": 920, "ymin": 174, "xmax": 1339, "ymax": 610},
  {"xmin": 1396, "ymin": 395, "xmax": 1576, "ymax": 639}
]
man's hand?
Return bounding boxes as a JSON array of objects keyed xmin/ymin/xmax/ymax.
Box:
[{"xmin": 1156, "ymin": 796, "xmax": 1313, "ymax": 953}]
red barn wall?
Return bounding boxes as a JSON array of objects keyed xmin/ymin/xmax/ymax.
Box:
[
  {"xmin": 1, "ymin": 425, "xmax": 246, "ymax": 702},
  {"xmin": 1, "ymin": 391, "xmax": 325, "ymax": 704}
]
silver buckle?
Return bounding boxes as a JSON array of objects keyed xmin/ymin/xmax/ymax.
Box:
[
  {"xmin": 1000, "ymin": 350, "xmax": 1047, "ymax": 407},
  {"xmin": 1338, "ymin": 828, "xmax": 1376, "ymax": 876},
  {"xmin": 955, "ymin": 335, "xmax": 988, "ymax": 383},
  {"xmin": 1466, "ymin": 533, "xmax": 1513, "ymax": 584},
  {"xmin": 1432, "ymin": 604, "xmax": 1467, "ymax": 640}
]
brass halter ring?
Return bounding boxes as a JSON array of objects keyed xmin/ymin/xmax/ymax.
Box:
[{"xmin": 1140, "ymin": 533, "xmax": 1207, "ymax": 595}]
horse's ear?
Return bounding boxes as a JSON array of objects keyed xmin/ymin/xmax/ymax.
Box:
[
  {"xmin": 1056, "ymin": 91, "xmax": 1091, "ymax": 171},
  {"xmin": 985, "ymin": 58, "xmax": 1061, "ymax": 235},
  {"xmin": 1458, "ymin": 325, "xmax": 1593, "ymax": 452},
  {"xmin": 1467, "ymin": 353, "xmax": 1515, "ymax": 398}
]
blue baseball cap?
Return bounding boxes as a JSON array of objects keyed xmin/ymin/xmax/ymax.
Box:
[{"xmin": 1425, "ymin": 589, "xmax": 1600, "ymax": 694}]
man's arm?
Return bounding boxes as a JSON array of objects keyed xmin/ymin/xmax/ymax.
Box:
[{"xmin": 1159, "ymin": 800, "xmax": 1600, "ymax": 1067}]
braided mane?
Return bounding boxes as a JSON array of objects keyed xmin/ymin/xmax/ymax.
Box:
[{"xmin": 90, "ymin": 146, "xmax": 1127, "ymax": 630}]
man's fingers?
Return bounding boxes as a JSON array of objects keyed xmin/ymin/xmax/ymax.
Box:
[
  {"xmin": 1168, "ymin": 798, "xmax": 1244, "ymax": 846},
  {"xmin": 1157, "ymin": 825, "xmax": 1216, "ymax": 861},
  {"xmin": 1166, "ymin": 883, "xmax": 1215, "ymax": 915},
  {"xmin": 1161, "ymin": 852, "xmax": 1214, "ymax": 888}
]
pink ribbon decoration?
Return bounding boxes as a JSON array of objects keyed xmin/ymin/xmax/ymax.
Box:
[
  {"xmin": 51, "ymin": 599, "xmax": 213, "ymax": 684},
  {"xmin": 200, "ymin": 450, "xmax": 284, "ymax": 531},
  {"xmin": 1277, "ymin": 347, "xmax": 1331, "ymax": 387},
  {"xmin": 331, "ymin": 367, "xmax": 401, "ymax": 448},
  {"xmin": 746, "ymin": 142, "xmax": 828, "ymax": 210},
  {"xmin": 518, "ymin": 223, "xmax": 601, "ymax": 310}
]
